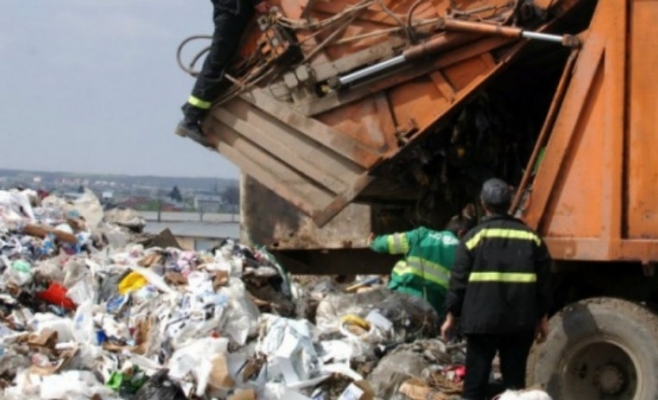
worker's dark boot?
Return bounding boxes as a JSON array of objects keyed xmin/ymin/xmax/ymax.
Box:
[
  {"xmin": 175, "ymin": 105, "xmax": 213, "ymax": 149},
  {"xmin": 175, "ymin": 119, "xmax": 214, "ymax": 149}
]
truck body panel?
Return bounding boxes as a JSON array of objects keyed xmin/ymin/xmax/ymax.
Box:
[
  {"xmin": 520, "ymin": 0, "xmax": 658, "ymax": 263},
  {"xmin": 184, "ymin": 0, "xmax": 658, "ymax": 267}
]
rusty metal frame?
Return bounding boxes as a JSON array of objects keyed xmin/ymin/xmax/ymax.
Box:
[{"xmin": 200, "ymin": 0, "xmax": 587, "ymax": 229}]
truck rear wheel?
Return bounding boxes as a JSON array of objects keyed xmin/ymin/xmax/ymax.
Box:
[{"xmin": 530, "ymin": 297, "xmax": 658, "ymax": 400}]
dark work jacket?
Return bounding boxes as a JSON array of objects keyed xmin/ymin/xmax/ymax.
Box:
[
  {"xmin": 445, "ymin": 214, "xmax": 551, "ymax": 334},
  {"xmin": 211, "ymin": 0, "xmax": 258, "ymax": 16}
]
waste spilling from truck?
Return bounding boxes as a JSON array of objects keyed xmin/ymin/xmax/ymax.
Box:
[{"xmin": 0, "ymin": 189, "xmax": 555, "ymax": 399}]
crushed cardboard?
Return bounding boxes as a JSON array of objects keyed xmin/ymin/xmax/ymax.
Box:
[
  {"xmin": 138, "ymin": 253, "xmax": 164, "ymax": 268},
  {"xmin": 210, "ymin": 354, "xmax": 235, "ymax": 389},
  {"xmin": 26, "ymin": 329, "xmax": 58, "ymax": 349},
  {"xmin": 213, "ymin": 270, "xmax": 230, "ymax": 290},
  {"xmin": 398, "ymin": 378, "xmax": 449, "ymax": 400},
  {"xmin": 228, "ymin": 388, "xmax": 257, "ymax": 400},
  {"xmin": 165, "ymin": 271, "xmax": 189, "ymax": 286},
  {"xmin": 338, "ymin": 380, "xmax": 375, "ymax": 400},
  {"xmin": 29, "ymin": 347, "xmax": 79, "ymax": 376},
  {"xmin": 136, "ymin": 228, "xmax": 181, "ymax": 249}
]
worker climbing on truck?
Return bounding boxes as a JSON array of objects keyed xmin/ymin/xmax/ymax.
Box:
[
  {"xmin": 367, "ymin": 215, "xmax": 474, "ymax": 317},
  {"xmin": 442, "ymin": 178, "xmax": 551, "ymax": 400},
  {"xmin": 176, "ymin": 0, "xmax": 270, "ymax": 143}
]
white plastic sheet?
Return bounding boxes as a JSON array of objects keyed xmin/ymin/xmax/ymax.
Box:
[
  {"xmin": 497, "ymin": 390, "xmax": 553, "ymax": 400},
  {"xmin": 168, "ymin": 337, "xmax": 230, "ymax": 397},
  {"xmin": 219, "ymin": 280, "xmax": 260, "ymax": 345}
]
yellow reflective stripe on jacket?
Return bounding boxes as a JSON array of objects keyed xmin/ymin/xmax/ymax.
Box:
[
  {"xmin": 466, "ymin": 228, "xmax": 541, "ymax": 250},
  {"xmin": 188, "ymin": 95, "xmax": 212, "ymax": 110},
  {"xmin": 387, "ymin": 233, "xmax": 409, "ymax": 254},
  {"xmin": 407, "ymin": 256, "xmax": 450, "ymax": 280},
  {"xmin": 392, "ymin": 257, "xmax": 450, "ymax": 288},
  {"xmin": 469, "ymin": 272, "xmax": 537, "ymax": 283}
]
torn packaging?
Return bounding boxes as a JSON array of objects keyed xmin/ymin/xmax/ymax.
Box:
[
  {"xmin": 210, "ymin": 354, "xmax": 235, "ymax": 389},
  {"xmin": 228, "ymin": 388, "xmax": 257, "ymax": 400},
  {"xmin": 398, "ymin": 378, "xmax": 449, "ymax": 400},
  {"xmin": 29, "ymin": 348, "xmax": 79, "ymax": 376},
  {"xmin": 213, "ymin": 270, "xmax": 230, "ymax": 290},
  {"xmin": 133, "ymin": 369, "xmax": 187, "ymax": 400},
  {"xmin": 26, "ymin": 329, "xmax": 58, "ymax": 349},
  {"xmin": 338, "ymin": 380, "xmax": 375, "ymax": 400}
]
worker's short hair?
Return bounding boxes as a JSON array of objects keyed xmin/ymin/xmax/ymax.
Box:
[
  {"xmin": 480, "ymin": 178, "xmax": 512, "ymax": 214},
  {"xmin": 446, "ymin": 215, "xmax": 475, "ymax": 235}
]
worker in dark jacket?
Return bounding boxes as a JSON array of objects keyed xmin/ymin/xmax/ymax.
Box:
[
  {"xmin": 176, "ymin": 0, "xmax": 270, "ymax": 142},
  {"xmin": 442, "ymin": 178, "xmax": 551, "ymax": 400}
]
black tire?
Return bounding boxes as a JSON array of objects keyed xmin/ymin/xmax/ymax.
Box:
[{"xmin": 529, "ymin": 297, "xmax": 658, "ymax": 400}]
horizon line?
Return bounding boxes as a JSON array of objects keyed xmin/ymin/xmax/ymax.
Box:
[{"xmin": 0, "ymin": 167, "xmax": 238, "ymax": 181}]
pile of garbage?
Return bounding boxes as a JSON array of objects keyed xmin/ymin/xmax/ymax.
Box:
[{"xmin": 0, "ymin": 188, "xmax": 551, "ymax": 400}]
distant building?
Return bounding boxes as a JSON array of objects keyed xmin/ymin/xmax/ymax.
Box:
[
  {"xmin": 194, "ymin": 194, "xmax": 224, "ymax": 212},
  {"xmin": 101, "ymin": 191, "xmax": 114, "ymax": 202},
  {"xmin": 143, "ymin": 220, "xmax": 238, "ymax": 252},
  {"xmin": 62, "ymin": 192, "xmax": 84, "ymax": 201},
  {"xmin": 160, "ymin": 197, "xmax": 185, "ymax": 210},
  {"xmin": 117, "ymin": 196, "xmax": 150, "ymax": 209}
]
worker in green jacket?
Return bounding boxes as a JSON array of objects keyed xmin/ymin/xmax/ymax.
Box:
[{"xmin": 368, "ymin": 215, "xmax": 474, "ymax": 316}]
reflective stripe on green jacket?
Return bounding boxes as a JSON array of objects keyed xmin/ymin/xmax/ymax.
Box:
[{"xmin": 370, "ymin": 227, "xmax": 459, "ymax": 313}]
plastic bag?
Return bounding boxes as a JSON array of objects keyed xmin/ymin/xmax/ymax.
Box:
[
  {"xmin": 66, "ymin": 275, "xmax": 96, "ymax": 306},
  {"xmin": 368, "ymin": 340, "xmax": 446, "ymax": 399},
  {"xmin": 36, "ymin": 282, "xmax": 77, "ymax": 310},
  {"xmin": 100, "ymin": 224, "xmax": 133, "ymax": 248},
  {"xmin": 72, "ymin": 189, "xmax": 104, "ymax": 230},
  {"xmin": 62, "ymin": 257, "xmax": 89, "ymax": 288},
  {"xmin": 164, "ymin": 291, "xmax": 228, "ymax": 349},
  {"xmin": 0, "ymin": 349, "xmax": 31, "ymax": 379},
  {"xmin": 168, "ymin": 337, "xmax": 229, "ymax": 397},
  {"xmin": 96, "ymin": 314, "xmax": 130, "ymax": 340},
  {"xmin": 72, "ymin": 302, "xmax": 97, "ymax": 344},
  {"xmin": 316, "ymin": 288, "xmax": 439, "ymax": 341},
  {"xmin": 104, "ymin": 208, "xmax": 146, "ymax": 231},
  {"xmin": 4, "ymin": 369, "xmax": 42, "ymax": 397},
  {"xmin": 0, "ymin": 190, "xmax": 36, "ymax": 222},
  {"xmin": 40, "ymin": 370, "xmax": 117, "ymax": 399},
  {"xmin": 186, "ymin": 271, "xmax": 213, "ymax": 293},
  {"xmin": 4, "ymin": 259, "xmax": 33, "ymax": 286},
  {"xmin": 28, "ymin": 312, "xmax": 75, "ymax": 342},
  {"xmin": 127, "ymin": 265, "xmax": 175, "ymax": 295},
  {"xmin": 33, "ymin": 256, "xmax": 67, "ymax": 284},
  {"xmin": 497, "ymin": 390, "xmax": 553, "ymax": 400},
  {"xmin": 133, "ymin": 369, "xmax": 187, "ymax": 400},
  {"xmin": 219, "ymin": 280, "xmax": 260, "ymax": 345},
  {"xmin": 118, "ymin": 271, "xmax": 149, "ymax": 295},
  {"xmin": 66, "ymin": 342, "xmax": 106, "ymax": 372},
  {"xmin": 258, "ymin": 315, "xmax": 324, "ymax": 387}
]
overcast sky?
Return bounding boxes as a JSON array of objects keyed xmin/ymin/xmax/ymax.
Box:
[{"xmin": 0, "ymin": 0, "xmax": 239, "ymax": 178}]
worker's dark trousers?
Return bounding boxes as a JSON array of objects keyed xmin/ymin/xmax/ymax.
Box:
[
  {"xmin": 182, "ymin": 3, "xmax": 253, "ymax": 122},
  {"xmin": 461, "ymin": 331, "xmax": 535, "ymax": 400}
]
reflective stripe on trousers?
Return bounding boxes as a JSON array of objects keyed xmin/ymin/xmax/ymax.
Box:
[{"xmin": 187, "ymin": 95, "xmax": 212, "ymax": 110}]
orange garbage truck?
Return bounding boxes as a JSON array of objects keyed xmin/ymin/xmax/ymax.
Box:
[{"xmin": 177, "ymin": 0, "xmax": 658, "ymax": 398}]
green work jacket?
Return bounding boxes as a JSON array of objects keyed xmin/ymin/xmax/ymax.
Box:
[{"xmin": 370, "ymin": 227, "xmax": 459, "ymax": 314}]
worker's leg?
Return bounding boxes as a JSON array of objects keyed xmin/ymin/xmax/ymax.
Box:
[
  {"xmin": 182, "ymin": 6, "xmax": 253, "ymax": 121},
  {"xmin": 462, "ymin": 334, "xmax": 498, "ymax": 400},
  {"xmin": 498, "ymin": 331, "xmax": 535, "ymax": 390}
]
